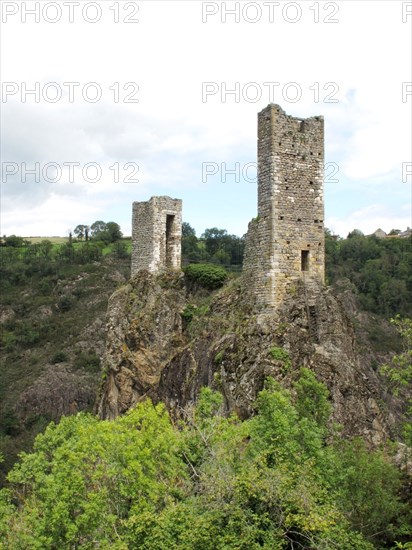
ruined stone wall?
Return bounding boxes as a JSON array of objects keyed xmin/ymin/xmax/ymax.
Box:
[
  {"xmin": 243, "ymin": 104, "xmax": 325, "ymax": 310},
  {"xmin": 131, "ymin": 196, "xmax": 182, "ymax": 276}
]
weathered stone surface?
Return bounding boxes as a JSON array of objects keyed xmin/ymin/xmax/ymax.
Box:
[
  {"xmin": 243, "ymin": 104, "xmax": 324, "ymax": 311},
  {"xmin": 131, "ymin": 196, "xmax": 182, "ymax": 276},
  {"xmin": 97, "ymin": 270, "xmax": 187, "ymax": 419}
]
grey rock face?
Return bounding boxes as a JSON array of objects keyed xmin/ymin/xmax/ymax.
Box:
[{"xmin": 98, "ymin": 271, "xmax": 400, "ymax": 445}]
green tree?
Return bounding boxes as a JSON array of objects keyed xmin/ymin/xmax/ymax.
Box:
[
  {"xmin": 201, "ymin": 228, "xmax": 228, "ymax": 258},
  {"xmin": 329, "ymin": 438, "xmax": 406, "ymax": 545},
  {"xmin": 90, "ymin": 221, "xmax": 122, "ymax": 243},
  {"xmin": 182, "ymin": 222, "xmax": 196, "ymax": 238},
  {"xmin": 199, "ymin": 228, "xmax": 244, "ymax": 266},
  {"xmin": 182, "ymin": 222, "xmax": 200, "ymax": 263},
  {"xmin": 1, "ymin": 377, "xmax": 409, "ymax": 548},
  {"xmin": 380, "ymin": 316, "xmax": 412, "ymax": 390},
  {"xmin": 0, "ymin": 401, "xmax": 184, "ymax": 549},
  {"xmin": 381, "ymin": 316, "xmax": 412, "ymax": 445},
  {"xmin": 294, "ymin": 367, "xmax": 331, "ymax": 430},
  {"xmin": 106, "ymin": 221, "xmax": 122, "ymax": 242},
  {"xmin": 90, "ymin": 220, "xmax": 107, "ymax": 238},
  {"xmin": 73, "ymin": 224, "xmax": 88, "ymax": 241},
  {"xmin": 38, "ymin": 239, "xmax": 53, "ymax": 259},
  {"xmin": 326, "ymin": 230, "xmax": 412, "ymax": 317},
  {"xmin": 3, "ymin": 235, "xmax": 25, "ymax": 248}
]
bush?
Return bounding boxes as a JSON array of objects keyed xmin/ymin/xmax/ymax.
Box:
[
  {"xmin": 51, "ymin": 351, "xmax": 68, "ymax": 364},
  {"xmin": 57, "ymin": 295, "xmax": 74, "ymax": 312},
  {"xmin": 184, "ymin": 263, "xmax": 228, "ymax": 290},
  {"xmin": 181, "ymin": 304, "xmax": 197, "ymax": 323},
  {"xmin": 112, "ymin": 240, "xmax": 130, "ymax": 259},
  {"xmin": 269, "ymin": 346, "xmax": 291, "ymax": 373},
  {"xmin": 4, "ymin": 235, "xmax": 24, "ymax": 248},
  {"xmin": 73, "ymin": 351, "xmax": 101, "ymax": 373}
]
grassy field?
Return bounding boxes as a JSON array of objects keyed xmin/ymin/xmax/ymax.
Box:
[
  {"xmin": 20, "ymin": 237, "xmax": 132, "ymax": 255},
  {"xmin": 25, "ymin": 236, "xmax": 69, "ymax": 244}
]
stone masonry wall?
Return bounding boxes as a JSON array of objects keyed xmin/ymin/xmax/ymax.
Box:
[
  {"xmin": 243, "ymin": 104, "xmax": 325, "ymax": 310},
  {"xmin": 131, "ymin": 196, "xmax": 182, "ymax": 276}
]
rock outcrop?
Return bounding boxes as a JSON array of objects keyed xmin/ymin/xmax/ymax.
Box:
[
  {"xmin": 98, "ymin": 271, "xmax": 187, "ymax": 419},
  {"xmin": 18, "ymin": 364, "xmax": 96, "ymax": 422},
  {"xmin": 97, "ymin": 270, "xmax": 402, "ymax": 445}
]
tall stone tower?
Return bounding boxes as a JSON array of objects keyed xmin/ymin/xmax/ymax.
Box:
[
  {"xmin": 131, "ymin": 196, "xmax": 182, "ymax": 276},
  {"xmin": 243, "ymin": 104, "xmax": 325, "ymax": 310}
]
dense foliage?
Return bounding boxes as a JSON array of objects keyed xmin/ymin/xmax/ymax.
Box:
[
  {"xmin": 326, "ymin": 230, "xmax": 412, "ymax": 317},
  {"xmin": 0, "ymin": 371, "xmax": 410, "ymax": 549},
  {"xmin": 184, "ymin": 263, "xmax": 228, "ymax": 289},
  {"xmin": 73, "ymin": 220, "xmax": 123, "ymax": 243},
  {"xmin": 182, "ymin": 223, "xmax": 244, "ymax": 268},
  {"xmin": 381, "ymin": 316, "xmax": 412, "ymax": 445}
]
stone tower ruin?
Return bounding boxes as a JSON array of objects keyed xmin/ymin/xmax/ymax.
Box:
[
  {"xmin": 131, "ymin": 196, "xmax": 182, "ymax": 276},
  {"xmin": 243, "ymin": 104, "xmax": 325, "ymax": 310}
]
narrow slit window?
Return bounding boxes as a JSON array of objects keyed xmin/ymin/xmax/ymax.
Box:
[{"xmin": 301, "ymin": 250, "xmax": 310, "ymax": 272}]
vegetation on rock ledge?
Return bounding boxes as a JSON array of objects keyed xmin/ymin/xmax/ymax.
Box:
[{"xmin": 184, "ymin": 263, "xmax": 228, "ymax": 290}]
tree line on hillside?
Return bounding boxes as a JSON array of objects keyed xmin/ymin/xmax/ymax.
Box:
[
  {"xmin": 0, "ymin": 239, "xmax": 130, "ymax": 291},
  {"xmin": 2, "ymin": 222, "xmax": 411, "ymax": 317},
  {"xmin": 182, "ymin": 223, "xmax": 245, "ymax": 268},
  {"xmin": 182, "ymin": 223, "xmax": 412, "ymax": 317},
  {"xmin": 1, "ymin": 221, "xmax": 123, "ymax": 249},
  {"xmin": 72, "ymin": 220, "xmax": 122, "ymax": 243},
  {"xmin": 326, "ymin": 229, "xmax": 412, "ymax": 317},
  {"xmin": 0, "ymin": 236, "xmax": 132, "ymax": 485}
]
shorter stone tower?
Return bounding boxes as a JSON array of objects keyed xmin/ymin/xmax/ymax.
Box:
[
  {"xmin": 131, "ymin": 196, "xmax": 182, "ymax": 276},
  {"xmin": 243, "ymin": 104, "xmax": 325, "ymax": 310}
]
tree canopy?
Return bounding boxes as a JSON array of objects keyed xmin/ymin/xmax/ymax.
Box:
[
  {"xmin": 326, "ymin": 231, "xmax": 412, "ymax": 317},
  {"xmin": 1, "ymin": 371, "xmax": 410, "ymax": 549},
  {"xmin": 74, "ymin": 221, "xmax": 123, "ymax": 243},
  {"xmin": 182, "ymin": 223, "xmax": 245, "ymax": 268}
]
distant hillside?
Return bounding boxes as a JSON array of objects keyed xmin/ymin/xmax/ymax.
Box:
[
  {"xmin": 326, "ymin": 230, "xmax": 412, "ymax": 318},
  {"xmin": 0, "ymin": 240, "xmax": 131, "ymax": 483}
]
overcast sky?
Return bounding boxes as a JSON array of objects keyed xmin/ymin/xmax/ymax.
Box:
[{"xmin": 1, "ymin": 0, "xmax": 411, "ymax": 238}]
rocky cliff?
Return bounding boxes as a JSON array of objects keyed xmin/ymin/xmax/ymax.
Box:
[{"xmin": 98, "ymin": 270, "xmax": 402, "ymax": 445}]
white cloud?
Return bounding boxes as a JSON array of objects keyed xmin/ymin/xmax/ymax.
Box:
[
  {"xmin": 1, "ymin": 193, "xmax": 107, "ymax": 237},
  {"xmin": 327, "ymin": 204, "xmax": 411, "ymax": 238},
  {"xmin": 1, "ymin": 0, "xmax": 411, "ymax": 236}
]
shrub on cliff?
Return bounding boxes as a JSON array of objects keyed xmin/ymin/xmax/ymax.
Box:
[{"xmin": 184, "ymin": 263, "xmax": 228, "ymax": 290}]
